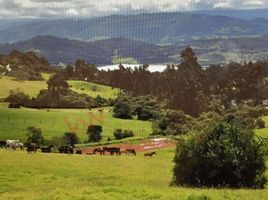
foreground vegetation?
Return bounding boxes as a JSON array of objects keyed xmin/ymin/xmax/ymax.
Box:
[
  {"xmin": 0, "ymin": 107, "xmax": 152, "ymax": 142},
  {"xmin": 0, "ymin": 149, "xmax": 267, "ymax": 200}
]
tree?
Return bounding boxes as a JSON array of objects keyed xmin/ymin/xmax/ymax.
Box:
[
  {"xmin": 47, "ymin": 73, "xmax": 68, "ymax": 92},
  {"xmin": 87, "ymin": 125, "xmax": 102, "ymax": 142},
  {"xmin": 114, "ymin": 129, "xmax": 134, "ymax": 140},
  {"xmin": 113, "ymin": 100, "xmax": 132, "ymax": 119},
  {"xmin": 5, "ymin": 89, "xmax": 30, "ymax": 106},
  {"xmin": 172, "ymin": 118, "xmax": 266, "ymax": 188},
  {"xmin": 62, "ymin": 132, "xmax": 80, "ymax": 146},
  {"xmin": 26, "ymin": 126, "xmax": 44, "ymax": 145}
]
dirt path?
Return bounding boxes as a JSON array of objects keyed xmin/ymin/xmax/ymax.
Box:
[{"xmin": 81, "ymin": 138, "xmax": 176, "ymax": 154}]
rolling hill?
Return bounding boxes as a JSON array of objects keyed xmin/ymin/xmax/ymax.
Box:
[
  {"xmin": 1, "ymin": 35, "xmax": 268, "ymax": 65},
  {"xmin": 0, "ymin": 107, "xmax": 152, "ymax": 142},
  {"xmin": 1, "ymin": 12, "xmax": 268, "ymax": 44}
]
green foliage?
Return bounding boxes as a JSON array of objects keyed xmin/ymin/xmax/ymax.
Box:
[
  {"xmin": 26, "ymin": 126, "xmax": 44, "ymax": 145},
  {"xmin": 113, "ymin": 129, "xmax": 134, "ymax": 140},
  {"xmin": 113, "ymin": 100, "xmax": 132, "ymax": 119},
  {"xmin": 5, "ymin": 89, "xmax": 30, "ymax": 106},
  {"xmin": 153, "ymin": 109, "xmax": 192, "ymax": 136},
  {"xmin": 172, "ymin": 118, "xmax": 267, "ymax": 188},
  {"xmin": 87, "ymin": 125, "xmax": 102, "ymax": 142},
  {"xmin": 62, "ymin": 132, "xmax": 80, "ymax": 146}
]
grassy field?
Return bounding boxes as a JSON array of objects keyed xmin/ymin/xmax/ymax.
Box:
[
  {"xmin": 68, "ymin": 80, "xmax": 119, "ymax": 99},
  {"xmin": 0, "ymin": 74, "xmax": 119, "ymax": 100},
  {"xmin": 0, "ymin": 75, "xmax": 48, "ymax": 98},
  {"xmin": 0, "ymin": 148, "xmax": 267, "ymax": 200},
  {"xmin": 0, "ymin": 107, "xmax": 152, "ymax": 142}
]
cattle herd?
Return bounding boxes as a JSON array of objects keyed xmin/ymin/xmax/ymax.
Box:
[{"xmin": 0, "ymin": 140, "xmax": 157, "ymax": 157}]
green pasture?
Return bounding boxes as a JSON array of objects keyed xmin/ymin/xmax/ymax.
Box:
[
  {"xmin": 0, "ymin": 107, "xmax": 152, "ymax": 142},
  {"xmin": 0, "ymin": 75, "xmax": 48, "ymax": 98},
  {"xmin": 0, "ymin": 75, "xmax": 119, "ymax": 100},
  {"xmin": 0, "ymin": 148, "xmax": 267, "ymax": 200},
  {"xmin": 68, "ymin": 80, "xmax": 119, "ymax": 99}
]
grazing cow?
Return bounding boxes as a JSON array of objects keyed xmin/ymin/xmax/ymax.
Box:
[
  {"xmin": 0, "ymin": 141, "xmax": 6, "ymax": 148},
  {"xmin": 14, "ymin": 143, "xmax": 24, "ymax": 150},
  {"xmin": 76, "ymin": 149, "xmax": 82, "ymax": 154},
  {"xmin": 41, "ymin": 145, "xmax": 54, "ymax": 153},
  {"xmin": 103, "ymin": 147, "xmax": 121, "ymax": 155},
  {"xmin": 26, "ymin": 143, "xmax": 40, "ymax": 153},
  {"xmin": 144, "ymin": 152, "xmax": 156, "ymax": 157},
  {"xmin": 126, "ymin": 149, "xmax": 136, "ymax": 156},
  {"xmin": 58, "ymin": 146, "xmax": 74, "ymax": 154},
  {"xmin": 98, "ymin": 109, "xmax": 104, "ymax": 113},
  {"xmin": 93, "ymin": 147, "xmax": 104, "ymax": 155},
  {"xmin": 6, "ymin": 140, "xmax": 19, "ymax": 150}
]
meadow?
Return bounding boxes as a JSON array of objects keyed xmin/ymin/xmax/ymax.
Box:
[
  {"xmin": 0, "ymin": 74, "xmax": 118, "ymax": 100},
  {"xmin": 0, "ymin": 148, "xmax": 267, "ymax": 200},
  {"xmin": 0, "ymin": 76, "xmax": 48, "ymax": 98},
  {"xmin": 68, "ymin": 80, "xmax": 119, "ymax": 99},
  {"xmin": 0, "ymin": 107, "xmax": 152, "ymax": 142}
]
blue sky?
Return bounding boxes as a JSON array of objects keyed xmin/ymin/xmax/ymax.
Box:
[{"xmin": 0, "ymin": 0, "xmax": 267, "ymax": 18}]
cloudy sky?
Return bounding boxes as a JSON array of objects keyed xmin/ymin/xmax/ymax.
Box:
[{"xmin": 0, "ymin": 0, "xmax": 267, "ymax": 18}]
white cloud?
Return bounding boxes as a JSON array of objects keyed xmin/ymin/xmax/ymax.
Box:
[{"xmin": 0, "ymin": 0, "xmax": 267, "ymax": 18}]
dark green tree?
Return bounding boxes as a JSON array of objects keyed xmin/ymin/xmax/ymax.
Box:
[
  {"xmin": 26, "ymin": 126, "xmax": 44, "ymax": 145},
  {"xmin": 87, "ymin": 125, "xmax": 102, "ymax": 142}
]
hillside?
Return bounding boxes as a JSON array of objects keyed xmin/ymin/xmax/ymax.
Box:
[
  {"xmin": 1, "ymin": 35, "xmax": 268, "ymax": 65},
  {"xmin": 0, "ymin": 107, "xmax": 152, "ymax": 142},
  {"xmin": 68, "ymin": 80, "xmax": 119, "ymax": 99},
  {"xmin": 1, "ymin": 12, "xmax": 268, "ymax": 44},
  {"xmin": 0, "ymin": 74, "xmax": 49, "ymax": 99},
  {"xmin": 0, "ymin": 75, "xmax": 118, "ymax": 100}
]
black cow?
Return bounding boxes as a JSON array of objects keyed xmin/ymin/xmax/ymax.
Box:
[
  {"xmin": 76, "ymin": 149, "xmax": 82, "ymax": 154},
  {"xmin": 103, "ymin": 147, "xmax": 121, "ymax": 155},
  {"xmin": 144, "ymin": 152, "xmax": 156, "ymax": 157},
  {"xmin": 126, "ymin": 149, "xmax": 136, "ymax": 156},
  {"xmin": 93, "ymin": 147, "xmax": 104, "ymax": 155},
  {"xmin": 40, "ymin": 145, "xmax": 54, "ymax": 153},
  {"xmin": 26, "ymin": 143, "xmax": 40, "ymax": 153},
  {"xmin": 58, "ymin": 146, "xmax": 74, "ymax": 154},
  {"xmin": 0, "ymin": 141, "xmax": 6, "ymax": 148}
]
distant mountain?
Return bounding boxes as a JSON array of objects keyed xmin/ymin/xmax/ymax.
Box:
[
  {"xmin": 0, "ymin": 35, "xmax": 268, "ymax": 65},
  {"xmin": 189, "ymin": 9, "xmax": 268, "ymax": 20},
  {"xmin": 1, "ymin": 12, "xmax": 268, "ymax": 44},
  {"xmin": 0, "ymin": 36, "xmax": 172, "ymax": 65}
]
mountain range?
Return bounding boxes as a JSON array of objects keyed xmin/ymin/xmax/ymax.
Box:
[
  {"xmin": 1, "ymin": 35, "xmax": 268, "ymax": 65},
  {"xmin": 1, "ymin": 12, "xmax": 268, "ymax": 44}
]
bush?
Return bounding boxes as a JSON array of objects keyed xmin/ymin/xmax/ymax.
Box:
[
  {"xmin": 114, "ymin": 129, "xmax": 134, "ymax": 140},
  {"xmin": 87, "ymin": 125, "xmax": 102, "ymax": 142},
  {"xmin": 62, "ymin": 132, "xmax": 80, "ymax": 146},
  {"xmin": 172, "ymin": 118, "xmax": 267, "ymax": 188},
  {"xmin": 113, "ymin": 100, "xmax": 132, "ymax": 119},
  {"xmin": 255, "ymin": 118, "xmax": 266, "ymax": 129},
  {"xmin": 26, "ymin": 126, "xmax": 44, "ymax": 145}
]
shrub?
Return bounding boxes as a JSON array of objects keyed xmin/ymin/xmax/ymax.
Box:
[
  {"xmin": 255, "ymin": 118, "xmax": 266, "ymax": 129},
  {"xmin": 87, "ymin": 125, "xmax": 102, "ymax": 142},
  {"xmin": 113, "ymin": 101, "xmax": 132, "ymax": 119},
  {"xmin": 62, "ymin": 132, "xmax": 80, "ymax": 146},
  {"xmin": 114, "ymin": 129, "xmax": 134, "ymax": 140},
  {"xmin": 172, "ymin": 118, "xmax": 266, "ymax": 188},
  {"xmin": 26, "ymin": 126, "xmax": 44, "ymax": 145}
]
